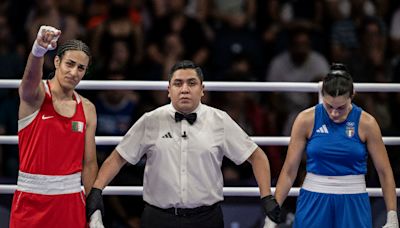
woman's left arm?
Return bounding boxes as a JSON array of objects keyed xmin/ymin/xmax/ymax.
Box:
[
  {"xmin": 361, "ymin": 112, "xmax": 397, "ymax": 212},
  {"xmin": 82, "ymin": 98, "xmax": 99, "ymax": 196}
]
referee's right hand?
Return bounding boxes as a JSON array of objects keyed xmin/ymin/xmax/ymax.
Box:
[{"xmin": 86, "ymin": 187, "xmax": 105, "ymax": 219}]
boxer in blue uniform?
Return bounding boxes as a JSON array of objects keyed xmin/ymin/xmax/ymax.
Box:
[{"xmin": 265, "ymin": 63, "xmax": 398, "ymax": 228}]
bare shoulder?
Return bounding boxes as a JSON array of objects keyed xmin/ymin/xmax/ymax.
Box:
[
  {"xmin": 291, "ymin": 106, "xmax": 315, "ymax": 137},
  {"xmin": 296, "ymin": 106, "xmax": 315, "ymax": 127},
  {"xmin": 19, "ymin": 81, "xmax": 46, "ymax": 118},
  {"xmin": 360, "ymin": 111, "xmax": 377, "ymax": 127},
  {"xmin": 359, "ymin": 111, "xmax": 381, "ymax": 141},
  {"xmin": 77, "ymin": 94, "xmax": 97, "ymax": 123},
  {"xmin": 80, "ymin": 95, "xmax": 96, "ymax": 112}
]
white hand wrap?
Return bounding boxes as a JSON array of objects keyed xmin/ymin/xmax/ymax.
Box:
[
  {"xmin": 89, "ymin": 210, "xmax": 105, "ymax": 228},
  {"xmin": 383, "ymin": 210, "xmax": 399, "ymax": 228},
  {"xmin": 264, "ymin": 216, "xmax": 277, "ymax": 228},
  {"xmin": 31, "ymin": 25, "xmax": 61, "ymax": 57}
]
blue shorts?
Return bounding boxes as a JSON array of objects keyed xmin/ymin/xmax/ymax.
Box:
[{"xmin": 293, "ymin": 189, "xmax": 372, "ymax": 228}]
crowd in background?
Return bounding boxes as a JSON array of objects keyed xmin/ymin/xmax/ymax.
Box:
[{"xmin": 1, "ymin": 0, "xmax": 400, "ymax": 227}]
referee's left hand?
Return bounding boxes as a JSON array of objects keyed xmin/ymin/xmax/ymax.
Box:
[
  {"xmin": 261, "ymin": 195, "xmax": 281, "ymax": 223},
  {"xmin": 86, "ymin": 188, "xmax": 104, "ymax": 219}
]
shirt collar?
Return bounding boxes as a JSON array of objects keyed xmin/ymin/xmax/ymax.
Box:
[{"xmin": 168, "ymin": 103, "xmax": 203, "ymax": 119}]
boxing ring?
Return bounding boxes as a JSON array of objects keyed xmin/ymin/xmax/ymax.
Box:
[{"xmin": 1, "ymin": 79, "xmax": 400, "ymax": 197}]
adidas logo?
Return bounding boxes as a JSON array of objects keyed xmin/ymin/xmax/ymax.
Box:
[
  {"xmin": 162, "ymin": 132, "xmax": 173, "ymax": 138},
  {"xmin": 316, "ymin": 124, "xmax": 329, "ymax": 134}
]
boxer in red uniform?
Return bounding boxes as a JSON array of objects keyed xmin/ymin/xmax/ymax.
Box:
[{"xmin": 9, "ymin": 25, "xmax": 98, "ymax": 227}]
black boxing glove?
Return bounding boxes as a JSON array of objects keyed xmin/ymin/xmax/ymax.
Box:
[
  {"xmin": 261, "ymin": 195, "xmax": 281, "ymax": 223},
  {"xmin": 86, "ymin": 187, "xmax": 105, "ymax": 220}
]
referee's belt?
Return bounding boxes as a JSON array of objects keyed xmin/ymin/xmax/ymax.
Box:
[{"xmin": 146, "ymin": 202, "xmax": 220, "ymax": 217}]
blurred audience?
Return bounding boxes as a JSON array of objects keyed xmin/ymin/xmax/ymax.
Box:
[
  {"xmin": 265, "ymin": 24, "xmax": 329, "ymax": 135},
  {"xmin": 144, "ymin": 0, "xmax": 210, "ymax": 80},
  {"xmin": 88, "ymin": 0, "xmax": 143, "ymax": 76}
]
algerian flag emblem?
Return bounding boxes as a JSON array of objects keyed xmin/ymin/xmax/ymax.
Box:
[{"xmin": 72, "ymin": 121, "xmax": 84, "ymax": 132}]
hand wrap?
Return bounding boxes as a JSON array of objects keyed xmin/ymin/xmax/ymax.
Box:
[
  {"xmin": 89, "ymin": 210, "xmax": 105, "ymax": 228},
  {"xmin": 383, "ymin": 210, "xmax": 399, "ymax": 228},
  {"xmin": 31, "ymin": 25, "xmax": 60, "ymax": 57}
]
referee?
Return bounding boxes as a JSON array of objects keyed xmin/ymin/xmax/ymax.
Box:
[{"xmin": 86, "ymin": 60, "xmax": 280, "ymax": 228}]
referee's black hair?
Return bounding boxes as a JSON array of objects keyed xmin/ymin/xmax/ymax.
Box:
[
  {"xmin": 322, "ymin": 63, "xmax": 354, "ymax": 97},
  {"xmin": 168, "ymin": 60, "xmax": 204, "ymax": 82}
]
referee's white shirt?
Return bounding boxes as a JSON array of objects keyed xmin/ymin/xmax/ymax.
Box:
[{"xmin": 116, "ymin": 103, "xmax": 257, "ymax": 209}]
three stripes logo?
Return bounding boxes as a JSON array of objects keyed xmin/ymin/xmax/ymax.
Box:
[
  {"xmin": 162, "ymin": 132, "xmax": 173, "ymax": 138},
  {"xmin": 316, "ymin": 124, "xmax": 329, "ymax": 134}
]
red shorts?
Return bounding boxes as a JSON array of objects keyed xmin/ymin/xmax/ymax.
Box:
[{"xmin": 10, "ymin": 190, "xmax": 87, "ymax": 228}]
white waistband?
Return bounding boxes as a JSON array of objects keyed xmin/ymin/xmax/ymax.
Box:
[
  {"xmin": 17, "ymin": 171, "xmax": 82, "ymax": 195},
  {"xmin": 302, "ymin": 173, "xmax": 366, "ymax": 194}
]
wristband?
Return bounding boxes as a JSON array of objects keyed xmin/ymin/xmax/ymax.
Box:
[
  {"xmin": 31, "ymin": 40, "xmax": 48, "ymax": 57},
  {"xmin": 387, "ymin": 210, "xmax": 398, "ymax": 224},
  {"xmin": 32, "ymin": 25, "xmax": 61, "ymax": 57},
  {"xmin": 89, "ymin": 210, "xmax": 105, "ymax": 228}
]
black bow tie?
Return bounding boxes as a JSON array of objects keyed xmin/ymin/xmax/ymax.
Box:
[{"xmin": 175, "ymin": 112, "xmax": 197, "ymax": 125}]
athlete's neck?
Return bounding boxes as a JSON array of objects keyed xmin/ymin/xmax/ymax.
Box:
[{"xmin": 49, "ymin": 79, "xmax": 75, "ymax": 101}]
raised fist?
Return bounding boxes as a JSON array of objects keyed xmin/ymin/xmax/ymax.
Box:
[{"xmin": 32, "ymin": 25, "xmax": 61, "ymax": 57}]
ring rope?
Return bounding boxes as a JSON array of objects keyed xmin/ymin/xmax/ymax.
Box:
[
  {"xmin": 1, "ymin": 80, "xmax": 400, "ymax": 196},
  {"xmin": 0, "ymin": 185, "xmax": 397, "ymax": 197},
  {"xmin": 1, "ymin": 79, "xmax": 400, "ymax": 92},
  {"xmin": 1, "ymin": 136, "xmax": 400, "ymax": 145}
]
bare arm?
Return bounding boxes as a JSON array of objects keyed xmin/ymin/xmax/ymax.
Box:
[
  {"xmin": 247, "ymin": 147, "xmax": 271, "ymax": 197},
  {"xmin": 81, "ymin": 98, "xmax": 98, "ymax": 195},
  {"xmin": 19, "ymin": 26, "xmax": 61, "ymax": 118},
  {"xmin": 360, "ymin": 112, "xmax": 397, "ymax": 212},
  {"xmin": 275, "ymin": 108, "xmax": 313, "ymax": 205},
  {"xmin": 19, "ymin": 53, "xmax": 45, "ymax": 106},
  {"xmin": 92, "ymin": 149, "xmax": 127, "ymax": 190},
  {"xmin": 86, "ymin": 147, "xmax": 127, "ymax": 221}
]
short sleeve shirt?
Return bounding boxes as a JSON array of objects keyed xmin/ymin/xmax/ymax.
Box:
[{"xmin": 116, "ymin": 103, "xmax": 257, "ymax": 208}]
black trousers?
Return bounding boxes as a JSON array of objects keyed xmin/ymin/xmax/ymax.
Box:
[{"xmin": 141, "ymin": 203, "xmax": 224, "ymax": 228}]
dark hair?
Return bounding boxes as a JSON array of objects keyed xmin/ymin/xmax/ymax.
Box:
[
  {"xmin": 168, "ymin": 60, "xmax": 204, "ymax": 82},
  {"xmin": 322, "ymin": 63, "xmax": 354, "ymax": 97},
  {"xmin": 56, "ymin": 39, "xmax": 92, "ymax": 63},
  {"xmin": 359, "ymin": 16, "xmax": 386, "ymax": 37},
  {"xmin": 287, "ymin": 24, "xmax": 311, "ymax": 48}
]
